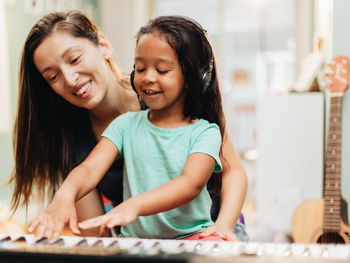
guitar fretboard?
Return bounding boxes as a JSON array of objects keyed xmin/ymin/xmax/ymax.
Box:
[{"xmin": 323, "ymin": 95, "xmax": 343, "ymax": 231}]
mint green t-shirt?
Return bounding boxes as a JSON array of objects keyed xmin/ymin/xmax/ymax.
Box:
[{"xmin": 102, "ymin": 110, "xmax": 222, "ymax": 239}]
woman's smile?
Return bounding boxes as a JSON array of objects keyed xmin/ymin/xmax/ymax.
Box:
[{"xmin": 74, "ymin": 80, "xmax": 92, "ymax": 98}]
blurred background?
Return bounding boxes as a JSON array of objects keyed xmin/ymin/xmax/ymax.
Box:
[{"xmin": 1, "ymin": 0, "xmax": 350, "ymax": 242}]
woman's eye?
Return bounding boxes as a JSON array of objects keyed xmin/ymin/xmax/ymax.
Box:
[
  {"xmin": 49, "ymin": 74, "xmax": 57, "ymax": 82},
  {"xmin": 71, "ymin": 55, "xmax": 81, "ymax": 64}
]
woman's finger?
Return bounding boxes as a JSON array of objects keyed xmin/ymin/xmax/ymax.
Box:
[
  {"xmin": 35, "ymin": 213, "xmax": 49, "ymax": 238},
  {"xmin": 28, "ymin": 218, "xmax": 40, "ymax": 233},
  {"xmin": 52, "ymin": 220, "xmax": 64, "ymax": 241},
  {"xmin": 69, "ymin": 210, "xmax": 81, "ymax": 235},
  {"xmin": 45, "ymin": 216, "xmax": 55, "ymax": 240}
]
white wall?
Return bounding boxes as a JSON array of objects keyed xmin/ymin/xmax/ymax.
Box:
[
  {"xmin": 0, "ymin": 1, "xmax": 11, "ymax": 134},
  {"xmin": 255, "ymin": 93, "xmax": 324, "ymax": 241},
  {"xmin": 100, "ymin": 0, "xmax": 150, "ymax": 73}
]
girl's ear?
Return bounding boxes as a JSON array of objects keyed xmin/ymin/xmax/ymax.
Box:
[{"xmin": 98, "ymin": 33, "xmax": 113, "ymax": 59}]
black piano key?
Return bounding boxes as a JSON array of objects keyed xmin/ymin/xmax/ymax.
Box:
[{"xmin": 35, "ymin": 237, "xmax": 49, "ymax": 244}]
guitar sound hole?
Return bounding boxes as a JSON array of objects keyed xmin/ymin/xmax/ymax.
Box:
[{"xmin": 317, "ymin": 232, "xmax": 345, "ymax": 244}]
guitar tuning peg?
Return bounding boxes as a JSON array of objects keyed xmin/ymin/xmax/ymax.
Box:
[
  {"xmin": 342, "ymin": 59, "xmax": 348, "ymax": 64},
  {"xmin": 341, "ymin": 79, "xmax": 347, "ymax": 84},
  {"xmin": 326, "ymin": 78, "xmax": 333, "ymax": 84},
  {"xmin": 342, "ymin": 69, "xmax": 348, "ymax": 74}
]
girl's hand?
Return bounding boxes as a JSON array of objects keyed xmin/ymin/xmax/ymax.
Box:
[
  {"xmin": 199, "ymin": 223, "xmax": 239, "ymax": 241},
  {"xmin": 79, "ymin": 199, "xmax": 139, "ymax": 230},
  {"xmin": 28, "ymin": 202, "xmax": 80, "ymax": 240}
]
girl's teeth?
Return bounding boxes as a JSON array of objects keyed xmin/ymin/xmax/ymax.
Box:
[{"xmin": 145, "ymin": 90, "xmax": 159, "ymax": 95}]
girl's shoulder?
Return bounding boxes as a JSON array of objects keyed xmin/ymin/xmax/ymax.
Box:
[
  {"xmin": 193, "ymin": 119, "xmax": 220, "ymax": 131},
  {"xmin": 190, "ymin": 119, "xmax": 221, "ymax": 138},
  {"xmin": 110, "ymin": 110, "xmax": 148, "ymax": 127}
]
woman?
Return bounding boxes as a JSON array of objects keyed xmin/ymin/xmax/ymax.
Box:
[{"xmin": 11, "ymin": 10, "xmax": 247, "ymax": 240}]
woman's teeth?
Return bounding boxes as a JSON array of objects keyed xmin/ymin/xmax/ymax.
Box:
[{"xmin": 75, "ymin": 82, "xmax": 90, "ymax": 95}]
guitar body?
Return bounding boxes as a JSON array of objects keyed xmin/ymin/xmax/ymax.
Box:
[{"xmin": 292, "ymin": 199, "xmax": 350, "ymax": 243}]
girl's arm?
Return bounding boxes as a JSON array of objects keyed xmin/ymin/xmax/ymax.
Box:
[
  {"xmin": 200, "ymin": 132, "xmax": 248, "ymax": 241},
  {"xmin": 29, "ymin": 138, "xmax": 119, "ymax": 240},
  {"xmin": 78, "ymin": 152, "xmax": 215, "ymax": 229}
]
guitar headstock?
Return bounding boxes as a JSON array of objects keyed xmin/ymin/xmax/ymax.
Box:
[{"xmin": 326, "ymin": 55, "xmax": 349, "ymax": 94}]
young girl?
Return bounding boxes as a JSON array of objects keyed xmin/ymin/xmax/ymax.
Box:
[{"xmin": 29, "ymin": 15, "xmax": 245, "ymax": 241}]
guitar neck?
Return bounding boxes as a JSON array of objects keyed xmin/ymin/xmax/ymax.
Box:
[{"xmin": 323, "ymin": 94, "xmax": 343, "ymax": 231}]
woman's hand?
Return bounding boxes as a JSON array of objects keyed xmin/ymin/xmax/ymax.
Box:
[
  {"xmin": 28, "ymin": 201, "xmax": 80, "ymax": 240},
  {"xmin": 199, "ymin": 223, "xmax": 239, "ymax": 241},
  {"xmin": 79, "ymin": 199, "xmax": 139, "ymax": 231}
]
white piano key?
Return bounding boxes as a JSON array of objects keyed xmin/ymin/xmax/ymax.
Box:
[
  {"xmin": 84, "ymin": 237, "xmax": 101, "ymax": 246},
  {"xmin": 99, "ymin": 237, "xmax": 119, "ymax": 247},
  {"xmin": 9, "ymin": 233, "xmax": 25, "ymax": 241},
  {"xmin": 308, "ymin": 244, "xmax": 325, "ymax": 258},
  {"xmin": 328, "ymin": 244, "xmax": 350, "ymax": 259},
  {"xmin": 193, "ymin": 241, "xmax": 216, "ymax": 255},
  {"xmin": 22, "ymin": 234, "xmax": 37, "ymax": 246},
  {"xmin": 211, "ymin": 241, "xmax": 232, "ymax": 255},
  {"xmin": 143, "ymin": 240, "xmax": 161, "ymax": 255},
  {"xmin": 139, "ymin": 238, "xmax": 159, "ymax": 250},
  {"xmin": 127, "ymin": 240, "xmax": 144, "ymax": 255},
  {"xmin": 184, "ymin": 240, "xmax": 203, "ymax": 253},
  {"xmin": 116, "ymin": 237, "xmax": 139, "ymax": 250},
  {"xmin": 229, "ymin": 242, "xmax": 244, "ymax": 256},
  {"xmin": 207, "ymin": 241, "xmax": 235, "ymax": 257},
  {"xmin": 243, "ymin": 242, "xmax": 261, "ymax": 255},
  {"xmin": 261, "ymin": 242, "xmax": 276, "ymax": 256},
  {"xmin": 0, "ymin": 233, "xmax": 10, "ymax": 241},
  {"xmin": 274, "ymin": 242, "xmax": 291, "ymax": 257},
  {"xmin": 60, "ymin": 236, "xmax": 86, "ymax": 247},
  {"xmin": 290, "ymin": 243, "xmax": 307, "ymax": 257},
  {"xmin": 159, "ymin": 239, "xmax": 186, "ymax": 254}
]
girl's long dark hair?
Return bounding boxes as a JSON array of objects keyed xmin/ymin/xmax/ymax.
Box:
[
  {"xmin": 10, "ymin": 11, "xmax": 125, "ymax": 212},
  {"xmin": 136, "ymin": 16, "xmax": 226, "ymax": 197}
]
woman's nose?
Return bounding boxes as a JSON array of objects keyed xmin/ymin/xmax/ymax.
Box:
[{"xmin": 62, "ymin": 69, "xmax": 79, "ymax": 87}]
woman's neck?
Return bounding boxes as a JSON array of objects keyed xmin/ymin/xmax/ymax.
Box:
[{"xmin": 89, "ymin": 79, "xmax": 140, "ymax": 138}]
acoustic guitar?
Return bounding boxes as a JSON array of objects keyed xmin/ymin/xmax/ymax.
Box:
[{"xmin": 292, "ymin": 55, "xmax": 350, "ymax": 243}]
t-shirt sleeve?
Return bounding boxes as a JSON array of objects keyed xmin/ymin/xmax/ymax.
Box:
[
  {"xmin": 102, "ymin": 112, "xmax": 131, "ymax": 153},
  {"xmin": 190, "ymin": 124, "xmax": 222, "ymax": 173}
]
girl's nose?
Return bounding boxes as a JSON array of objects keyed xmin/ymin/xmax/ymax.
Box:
[{"xmin": 143, "ymin": 69, "xmax": 156, "ymax": 84}]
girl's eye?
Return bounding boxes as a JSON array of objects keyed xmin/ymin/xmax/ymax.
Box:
[
  {"xmin": 158, "ymin": 70, "xmax": 168, "ymax": 74},
  {"xmin": 136, "ymin": 68, "xmax": 145, "ymax": 73}
]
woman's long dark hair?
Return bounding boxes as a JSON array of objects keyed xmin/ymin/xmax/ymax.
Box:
[
  {"xmin": 136, "ymin": 16, "xmax": 226, "ymax": 197},
  {"xmin": 10, "ymin": 10, "xmax": 125, "ymax": 212}
]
